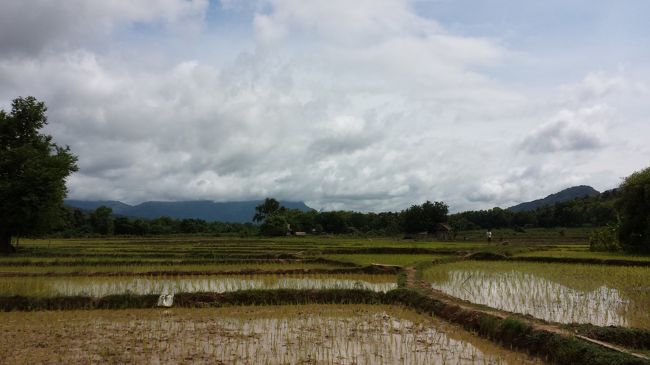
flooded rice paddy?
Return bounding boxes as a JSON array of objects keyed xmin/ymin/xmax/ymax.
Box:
[
  {"xmin": 0, "ymin": 274, "xmax": 397, "ymax": 297},
  {"xmin": 0, "ymin": 305, "xmax": 542, "ymax": 365},
  {"xmin": 424, "ymin": 261, "xmax": 650, "ymax": 328}
]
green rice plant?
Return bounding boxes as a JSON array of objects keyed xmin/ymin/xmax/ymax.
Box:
[
  {"xmin": 0, "ymin": 305, "xmax": 542, "ymax": 364},
  {"xmin": 322, "ymin": 253, "xmax": 447, "ymax": 267},
  {"xmin": 0, "ymin": 273, "xmax": 399, "ymax": 298},
  {"xmin": 423, "ymin": 261, "xmax": 650, "ymax": 328}
]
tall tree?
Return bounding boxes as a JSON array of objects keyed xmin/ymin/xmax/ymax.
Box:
[
  {"xmin": 401, "ymin": 201, "xmax": 449, "ymax": 233},
  {"xmin": 89, "ymin": 206, "xmax": 114, "ymax": 235},
  {"xmin": 253, "ymin": 198, "xmax": 282, "ymax": 223},
  {"xmin": 0, "ymin": 97, "xmax": 78, "ymax": 252},
  {"xmin": 617, "ymin": 166, "xmax": 650, "ymax": 253}
]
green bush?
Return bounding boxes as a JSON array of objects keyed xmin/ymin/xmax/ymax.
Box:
[
  {"xmin": 589, "ymin": 224, "xmax": 621, "ymax": 252},
  {"xmin": 259, "ymin": 215, "xmax": 289, "ymax": 236}
]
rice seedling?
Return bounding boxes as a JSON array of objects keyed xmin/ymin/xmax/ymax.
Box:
[
  {"xmin": 0, "ymin": 305, "xmax": 542, "ymax": 364},
  {"xmin": 0, "ymin": 273, "xmax": 398, "ymax": 297},
  {"xmin": 424, "ymin": 261, "xmax": 650, "ymax": 328}
]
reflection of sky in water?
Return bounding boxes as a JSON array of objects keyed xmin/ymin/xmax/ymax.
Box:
[
  {"xmin": 48, "ymin": 277, "xmax": 397, "ymax": 297},
  {"xmin": 431, "ymin": 270, "xmax": 630, "ymax": 326}
]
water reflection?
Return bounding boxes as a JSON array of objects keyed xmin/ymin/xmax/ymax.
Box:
[
  {"xmin": 430, "ymin": 269, "xmax": 634, "ymax": 327},
  {"xmin": 40, "ymin": 275, "xmax": 398, "ymax": 297}
]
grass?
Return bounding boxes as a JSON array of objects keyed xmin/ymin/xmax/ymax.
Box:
[
  {"xmin": 322, "ymin": 253, "xmax": 445, "ymax": 266},
  {"xmin": 568, "ymin": 324, "xmax": 650, "ymax": 350},
  {"xmin": 516, "ymin": 248, "xmax": 650, "ymax": 262},
  {"xmin": 458, "ymin": 227, "xmax": 597, "ymax": 243}
]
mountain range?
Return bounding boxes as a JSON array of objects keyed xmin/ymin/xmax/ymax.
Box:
[
  {"xmin": 65, "ymin": 185, "xmax": 602, "ymax": 223},
  {"xmin": 507, "ymin": 185, "xmax": 600, "ymax": 213},
  {"xmin": 64, "ymin": 199, "xmax": 313, "ymax": 223}
]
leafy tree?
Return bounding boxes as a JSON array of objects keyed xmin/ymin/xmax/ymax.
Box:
[
  {"xmin": 401, "ymin": 204, "xmax": 426, "ymax": 233},
  {"xmin": 589, "ymin": 223, "xmax": 621, "ymax": 252},
  {"xmin": 317, "ymin": 211, "xmax": 347, "ymax": 234},
  {"xmin": 149, "ymin": 216, "xmax": 177, "ymax": 235},
  {"xmin": 617, "ymin": 166, "xmax": 650, "ymax": 253},
  {"xmin": 0, "ymin": 97, "xmax": 77, "ymax": 252},
  {"xmin": 422, "ymin": 201, "xmax": 449, "ymax": 227},
  {"xmin": 89, "ymin": 206, "xmax": 114, "ymax": 235},
  {"xmin": 114, "ymin": 216, "xmax": 134, "ymax": 235},
  {"xmin": 253, "ymin": 198, "xmax": 282, "ymax": 223},
  {"xmin": 401, "ymin": 201, "xmax": 449, "ymax": 233},
  {"xmin": 259, "ymin": 214, "xmax": 289, "ymax": 236},
  {"xmin": 179, "ymin": 218, "xmax": 207, "ymax": 234}
]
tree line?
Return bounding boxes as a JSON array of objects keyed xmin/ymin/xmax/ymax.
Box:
[
  {"xmin": 252, "ymin": 199, "xmax": 449, "ymax": 236},
  {"xmin": 54, "ymin": 206, "xmax": 256, "ymax": 237},
  {"xmin": 448, "ymin": 190, "xmax": 618, "ymax": 231},
  {"xmin": 53, "ymin": 190, "xmax": 621, "ymax": 239},
  {"xmin": 51, "ymin": 199, "xmax": 449, "ymax": 237}
]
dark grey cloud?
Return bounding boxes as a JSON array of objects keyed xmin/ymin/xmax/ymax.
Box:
[{"xmin": 0, "ymin": 1, "xmax": 209, "ymax": 55}]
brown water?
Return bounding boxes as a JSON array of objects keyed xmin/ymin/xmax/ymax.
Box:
[{"xmin": 0, "ymin": 305, "xmax": 544, "ymax": 364}]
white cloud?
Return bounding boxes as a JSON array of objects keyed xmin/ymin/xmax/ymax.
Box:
[
  {"xmin": 0, "ymin": 0, "xmax": 648, "ymax": 212},
  {"xmin": 559, "ymin": 72, "xmax": 626, "ymax": 105},
  {"xmin": 520, "ymin": 106, "xmax": 611, "ymax": 154},
  {"xmin": 253, "ymin": 0, "xmax": 441, "ymax": 46}
]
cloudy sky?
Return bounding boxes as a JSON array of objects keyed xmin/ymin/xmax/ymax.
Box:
[{"xmin": 1, "ymin": 0, "xmax": 649, "ymax": 212}]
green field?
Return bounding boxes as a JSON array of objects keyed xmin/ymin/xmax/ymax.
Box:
[
  {"xmin": 322, "ymin": 253, "xmax": 445, "ymax": 266},
  {"xmin": 423, "ymin": 261, "xmax": 650, "ymax": 328},
  {"xmin": 2, "ymin": 234, "xmax": 650, "ymax": 363},
  {"xmin": 0, "ymin": 273, "xmax": 398, "ymax": 297}
]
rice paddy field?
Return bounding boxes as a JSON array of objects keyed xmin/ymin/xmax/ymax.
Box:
[
  {"xmin": 0, "ymin": 273, "xmax": 398, "ymax": 297},
  {"xmin": 1, "ymin": 234, "xmax": 649, "ymax": 364},
  {"xmin": 423, "ymin": 261, "xmax": 650, "ymax": 328},
  {"xmin": 0, "ymin": 305, "xmax": 542, "ymax": 365}
]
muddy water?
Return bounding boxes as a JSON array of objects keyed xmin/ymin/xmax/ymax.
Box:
[
  {"xmin": 0, "ymin": 274, "xmax": 397, "ymax": 297},
  {"xmin": 0, "ymin": 305, "xmax": 543, "ymax": 364},
  {"xmin": 424, "ymin": 261, "xmax": 650, "ymax": 328}
]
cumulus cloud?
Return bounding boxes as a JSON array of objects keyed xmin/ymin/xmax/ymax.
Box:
[
  {"xmin": 0, "ymin": 0, "xmax": 647, "ymax": 212},
  {"xmin": 559, "ymin": 72, "xmax": 626, "ymax": 105},
  {"xmin": 0, "ymin": 0, "xmax": 209, "ymax": 55},
  {"xmin": 253, "ymin": 0, "xmax": 441, "ymax": 46},
  {"xmin": 519, "ymin": 106, "xmax": 611, "ymax": 154},
  {"xmin": 467, "ymin": 164, "xmax": 594, "ymax": 207}
]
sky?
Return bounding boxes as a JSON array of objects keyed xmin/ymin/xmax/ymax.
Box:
[{"xmin": 1, "ymin": 0, "xmax": 649, "ymax": 213}]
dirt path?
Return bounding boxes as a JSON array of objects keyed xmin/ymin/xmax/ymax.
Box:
[
  {"xmin": 403, "ymin": 266, "xmax": 650, "ymax": 361},
  {"xmin": 404, "ymin": 266, "xmax": 417, "ymax": 288}
]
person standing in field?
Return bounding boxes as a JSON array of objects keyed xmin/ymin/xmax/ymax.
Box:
[{"xmin": 486, "ymin": 229, "xmax": 492, "ymax": 244}]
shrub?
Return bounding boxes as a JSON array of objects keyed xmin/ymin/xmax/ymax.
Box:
[{"xmin": 589, "ymin": 224, "xmax": 621, "ymax": 252}]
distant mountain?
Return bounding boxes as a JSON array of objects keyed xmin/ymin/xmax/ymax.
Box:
[
  {"xmin": 64, "ymin": 200, "xmax": 133, "ymax": 213},
  {"xmin": 508, "ymin": 185, "xmax": 600, "ymax": 213},
  {"xmin": 64, "ymin": 199, "xmax": 313, "ymax": 223}
]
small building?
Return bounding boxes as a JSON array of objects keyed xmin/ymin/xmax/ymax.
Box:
[{"xmin": 433, "ymin": 223, "xmax": 454, "ymax": 240}]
